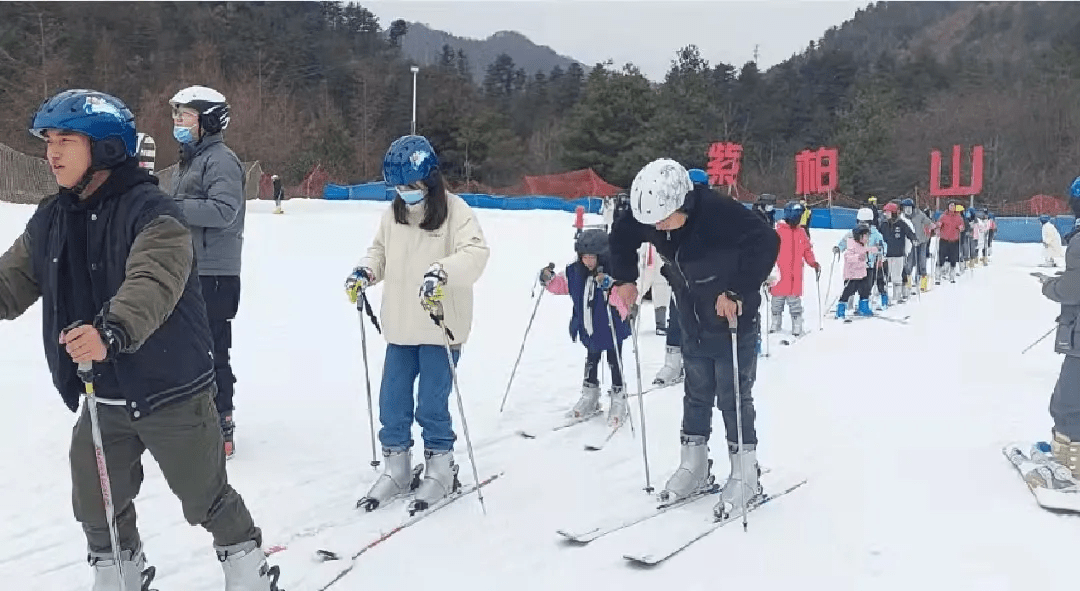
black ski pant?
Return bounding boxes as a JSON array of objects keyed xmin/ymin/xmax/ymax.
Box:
[
  {"xmin": 665, "ymin": 295, "xmax": 681, "ymax": 348},
  {"xmin": 584, "ymin": 343, "xmax": 623, "ymax": 388},
  {"xmin": 840, "ymin": 276, "xmax": 871, "ymax": 302},
  {"xmin": 70, "ymin": 389, "xmax": 260, "ymax": 555},
  {"xmin": 680, "ymin": 316, "xmax": 759, "ymax": 446},
  {"xmin": 200, "ymin": 275, "xmax": 241, "ymax": 416},
  {"xmin": 939, "ymin": 240, "xmax": 960, "ymax": 265},
  {"xmin": 1051, "ymin": 356, "xmax": 1080, "ymax": 440}
]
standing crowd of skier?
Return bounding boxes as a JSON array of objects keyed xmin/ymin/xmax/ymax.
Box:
[{"xmin": 1, "ymin": 82, "xmax": 1080, "ymax": 589}]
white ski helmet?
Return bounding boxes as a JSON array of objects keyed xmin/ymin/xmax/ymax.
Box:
[
  {"xmin": 170, "ymin": 85, "xmax": 230, "ymax": 134},
  {"xmin": 630, "ymin": 158, "xmax": 693, "ymax": 225},
  {"xmin": 856, "ymin": 207, "xmax": 873, "ymax": 222}
]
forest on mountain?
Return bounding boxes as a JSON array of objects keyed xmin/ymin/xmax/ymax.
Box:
[{"xmin": 1, "ymin": 1, "xmax": 1079, "ymax": 201}]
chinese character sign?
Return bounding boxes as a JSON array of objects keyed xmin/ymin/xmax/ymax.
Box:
[
  {"xmin": 795, "ymin": 147, "xmax": 838, "ymax": 195},
  {"xmin": 929, "ymin": 145, "xmax": 983, "ymax": 197},
  {"xmin": 707, "ymin": 142, "xmax": 742, "ymax": 187}
]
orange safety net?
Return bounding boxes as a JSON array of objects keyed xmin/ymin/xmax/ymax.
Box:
[{"xmin": 499, "ymin": 168, "xmax": 622, "ymax": 199}]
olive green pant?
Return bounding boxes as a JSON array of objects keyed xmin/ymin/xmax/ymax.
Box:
[{"xmin": 69, "ymin": 389, "xmax": 260, "ymax": 554}]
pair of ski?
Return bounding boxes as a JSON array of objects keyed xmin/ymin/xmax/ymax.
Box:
[
  {"xmin": 842, "ymin": 312, "xmax": 910, "ymax": 324},
  {"xmin": 517, "ymin": 381, "xmax": 680, "ymax": 441},
  {"xmin": 557, "ymin": 470, "xmax": 807, "ymax": 565},
  {"xmin": 270, "ymin": 473, "xmax": 502, "ymax": 591}
]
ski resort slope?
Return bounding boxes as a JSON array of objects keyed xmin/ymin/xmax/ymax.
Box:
[{"xmin": 0, "ymin": 198, "xmax": 1070, "ymax": 591}]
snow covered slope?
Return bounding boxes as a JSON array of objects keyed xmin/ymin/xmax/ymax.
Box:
[{"xmin": 0, "ymin": 199, "xmax": 1071, "ymax": 590}]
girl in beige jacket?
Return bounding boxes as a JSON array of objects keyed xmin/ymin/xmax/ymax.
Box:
[{"xmin": 345, "ymin": 136, "xmax": 490, "ymax": 514}]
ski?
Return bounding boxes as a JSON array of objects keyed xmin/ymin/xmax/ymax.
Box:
[
  {"xmin": 312, "ymin": 473, "xmax": 503, "ymax": 590},
  {"xmin": 517, "ymin": 410, "xmax": 602, "ymax": 439},
  {"xmin": 843, "ymin": 313, "xmax": 909, "ymax": 324},
  {"xmin": 622, "ymin": 475, "xmax": 807, "ymax": 566},
  {"xmin": 1002, "ymin": 442, "xmax": 1080, "ymax": 514},
  {"xmin": 584, "ymin": 420, "xmax": 626, "ymax": 451},
  {"xmin": 556, "ymin": 467, "xmax": 772, "ymax": 544}
]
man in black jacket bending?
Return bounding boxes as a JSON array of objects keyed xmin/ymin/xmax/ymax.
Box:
[{"xmin": 609, "ymin": 158, "xmax": 779, "ymax": 519}]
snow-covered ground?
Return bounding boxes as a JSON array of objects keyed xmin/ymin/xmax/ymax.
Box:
[{"xmin": 0, "ymin": 198, "xmax": 1072, "ymax": 591}]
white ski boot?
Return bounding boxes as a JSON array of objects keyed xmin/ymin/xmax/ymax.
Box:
[
  {"xmin": 715, "ymin": 443, "xmax": 763, "ymax": 519},
  {"xmin": 652, "ymin": 346, "xmax": 684, "ymax": 386},
  {"xmin": 216, "ymin": 539, "xmax": 281, "ymax": 591},
  {"xmin": 90, "ymin": 546, "xmax": 155, "ymax": 591},
  {"xmin": 607, "ymin": 386, "xmax": 629, "ymax": 428},
  {"xmin": 790, "ymin": 314, "xmax": 804, "ymax": 337},
  {"xmin": 409, "ymin": 450, "xmax": 461, "ymax": 514},
  {"xmin": 1052, "ymin": 431, "xmax": 1080, "ymax": 480},
  {"xmin": 768, "ymin": 312, "xmax": 782, "ymax": 333},
  {"xmin": 659, "ymin": 433, "xmax": 714, "ymax": 503},
  {"xmin": 357, "ymin": 448, "xmax": 421, "ymax": 511},
  {"xmin": 567, "ymin": 383, "xmax": 601, "ymax": 418}
]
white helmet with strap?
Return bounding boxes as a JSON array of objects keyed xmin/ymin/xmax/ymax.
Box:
[
  {"xmin": 170, "ymin": 85, "xmax": 230, "ymax": 134},
  {"xmin": 630, "ymin": 158, "xmax": 693, "ymax": 224},
  {"xmin": 856, "ymin": 207, "xmax": 873, "ymax": 222}
]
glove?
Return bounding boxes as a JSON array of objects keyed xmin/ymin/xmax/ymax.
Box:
[
  {"xmin": 539, "ymin": 263, "xmax": 555, "ymax": 285},
  {"xmin": 595, "ymin": 272, "xmax": 614, "ymax": 291},
  {"xmin": 419, "ymin": 263, "xmax": 448, "ymax": 313},
  {"xmin": 832, "ymin": 246, "xmax": 840, "ymax": 255},
  {"xmin": 766, "ymin": 273, "xmax": 778, "ymax": 288},
  {"xmin": 812, "ymin": 262, "xmax": 822, "ymax": 279},
  {"xmin": 345, "ymin": 267, "xmax": 374, "ymax": 303}
]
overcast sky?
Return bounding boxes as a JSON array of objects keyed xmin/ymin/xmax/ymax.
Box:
[{"xmin": 363, "ymin": 0, "xmax": 869, "ymax": 82}]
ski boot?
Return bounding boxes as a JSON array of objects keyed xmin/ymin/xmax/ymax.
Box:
[
  {"xmin": 221, "ymin": 413, "xmax": 235, "ymax": 459},
  {"xmin": 216, "ymin": 539, "xmax": 282, "ymax": 591},
  {"xmin": 857, "ymin": 299, "xmax": 873, "ymax": 317},
  {"xmin": 607, "ymin": 386, "xmax": 629, "ymax": 428},
  {"xmin": 768, "ymin": 312, "xmax": 782, "ymax": 333},
  {"xmin": 880, "ymin": 293, "xmax": 889, "ymax": 309},
  {"xmin": 791, "ymin": 314, "xmax": 804, "ymax": 337},
  {"xmin": 567, "ymin": 382, "xmax": 601, "ymax": 418},
  {"xmin": 652, "ymin": 346, "xmax": 684, "ymax": 386},
  {"xmin": 714, "ymin": 442, "xmax": 763, "ymax": 520},
  {"xmin": 357, "ymin": 448, "xmax": 422, "ymax": 511},
  {"xmin": 1051, "ymin": 431, "xmax": 1080, "ymax": 480},
  {"xmin": 919, "ymin": 275, "xmax": 929, "ymax": 292},
  {"xmin": 90, "ymin": 545, "xmax": 157, "ymax": 591},
  {"xmin": 409, "ymin": 450, "xmax": 461, "ymax": 515},
  {"xmin": 835, "ymin": 301, "xmax": 846, "ymax": 320},
  {"xmin": 659, "ymin": 433, "xmax": 714, "ymax": 503}
]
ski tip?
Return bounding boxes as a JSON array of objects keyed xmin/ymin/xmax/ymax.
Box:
[
  {"xmin": 315, "ymin": 549, "xmax": 340, "ymax": 561},
  {"xmin": 517, "ymin": 431, "xmax": 536, "ymax": 439}
]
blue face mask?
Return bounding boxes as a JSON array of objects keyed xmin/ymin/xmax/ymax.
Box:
[
  {"xmin": 397, "ymin": 187, "xmax": 425, "ymax": 204},
  {"xmin": 173, "ymin": 125, "xmax": 195, "ymax": 144}
]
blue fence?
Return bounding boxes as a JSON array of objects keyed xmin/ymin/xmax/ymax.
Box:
[
  {"xmin": 805, "ymin": 206, "xmax": 1074, "ymax": 243},
  {"xmin": 323, "ymin": 181, "xmax": 604, "ymax": 214}
]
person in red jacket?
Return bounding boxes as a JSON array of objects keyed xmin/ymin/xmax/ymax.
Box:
[
  {"xmin": 935, "ymin": 202, "xmax": 966, "ymax": 284},
  {"xmin": 769, "ymin": 201, "xmax": 820, "ymax": 336}
]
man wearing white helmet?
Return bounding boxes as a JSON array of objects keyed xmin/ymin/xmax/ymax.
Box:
[
  {"xmin": 609, "ymin": 158, "xmax": 779, "ymax": 519},
  {"xmin": 166, "ymin": 85, "xmax": 246, "ymax": 458}
]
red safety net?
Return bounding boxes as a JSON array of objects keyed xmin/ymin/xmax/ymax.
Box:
[{"xmin": 499, "ymin": 169, "xmax": 622, "ymax": 199}]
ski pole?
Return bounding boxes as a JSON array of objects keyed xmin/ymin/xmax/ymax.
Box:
[
  {"xmin": 760, "ymin": 285, "xmax": 770, "ymax": 358},
  {"xmin": 606, "ymin": 293, "xmax": 652, "ymax": 492},
  {"xmin": 78, "ymin": 359, "xmax": 127, "ymax": 591},
  {"xmin": 1022, "ymin": 326, "xmax": 1056, "ymax": 355},
  {"xmin": 499, "ymin": 263, "xmax": 553, "ymax": 413},
  {"xmin": 815, "ymin": 270, "xmax": 823, "ymax": 331},
  {"xmin": 355, "ymin": 289, "xmax": 381, "ymax": 469},
  {"xmin": 822, "ymin": 250, "xmax": 838, "ymax": 308},
  {"xmin": 728, "ymin": 317, "xmax": 749, "ymax": 532},
  {"xmin": 427, "ymin": 303, "xmax": 487, "ymax": 515}
]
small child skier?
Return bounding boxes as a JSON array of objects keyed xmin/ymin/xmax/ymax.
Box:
[
  {"xmin": 540, "ymin": 228, "xmax": 632, "ymax": 427},
  {"xmin": 835, "ymin": 208, "xmax": 886, "ymax": 308},
  {"xmin": 1042, "ymin": 214, "xmax": 1065, "ymax": 268},
  {"xmin": 769, "ymin": 200, "xmax": 821, "ymax": 336},
  {"xmin": 835, "ymin": 224, "xmax": 879, "ymax": 319}
]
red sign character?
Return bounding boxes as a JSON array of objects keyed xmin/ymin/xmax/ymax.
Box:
[
  {"xmin": 707, "ymin": 142, "xmax": 742, "ymax": 187},
  {"xmin": 795, "ymin": 147, "xmax": 838, "ymax": 195},
  {"xmin": 929, "ymin": 145, "xmax": 983, "ymax": 197}
]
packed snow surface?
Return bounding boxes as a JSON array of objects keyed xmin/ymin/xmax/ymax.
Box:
[{"xmin": 0, "ymin": 199, "xmax": 1071, "ymax": 590}]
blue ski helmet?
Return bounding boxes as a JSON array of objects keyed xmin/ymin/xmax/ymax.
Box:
[
  {"xmin": 687, "ymin": 168, "xmax": 708, "ymax": 185},
  {"xmin": 29, "ymin": 89, "xmax": 137, "ymax": 169},
  {"xmin": 383, "ymin": 135, "xmax": 439, "ymax": 186},
  {"xmin": 1070, "ymin": 176, "xmax": 1080, "ymax": 200},
  {"xmin": 901, "ymin": 198, "xmax": 914, "ymax": 208},
  {"xmin": 1040, "ymin": 214, "xmax": 1051, "ymax": 224},
  {"xmin": 783, "ymin": 200, "xmax": 805, "ymax": 221}
]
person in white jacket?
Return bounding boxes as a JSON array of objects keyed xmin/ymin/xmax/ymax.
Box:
[
  {"xmin": 345, "ymin": 135, "xmax": 490, "ymax": 513},
  {"xmin": 1042, "ymin": 215, "xmax": 1065, "ymax": 267},
  {"xmin": 636, "ymin": 242, "xmax": 672, "ymax": 334}
]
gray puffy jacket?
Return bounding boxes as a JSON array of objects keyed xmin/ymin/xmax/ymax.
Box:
[
  {"xmin": 1044, "ymin": 232, "xmax": 1080, "ymax": 357},
  {"xmin": 909, "ymin": 208, "xmax": 932, "ymax": 245},
  {"xmin": 168, "ymin": 134, "xmax": 245, "ymax": 276}
]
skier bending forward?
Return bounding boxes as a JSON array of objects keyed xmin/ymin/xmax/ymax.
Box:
[{"xmin": 608, "ymin": 158, "xmax": 779, "ymax": 518}]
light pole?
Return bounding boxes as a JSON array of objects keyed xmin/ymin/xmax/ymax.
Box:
[{"xmin": 410, "ymin": 65, "xmax": 419, "ymax": 135}]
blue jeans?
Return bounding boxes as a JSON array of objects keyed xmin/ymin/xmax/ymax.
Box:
[{"xmin": 378, "ymin": 344, "xmax": 460, "ymax": 452}]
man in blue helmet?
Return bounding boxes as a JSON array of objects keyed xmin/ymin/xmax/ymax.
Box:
[
  {"xmin": 688, "ymin": 168, "xmax": 709, "ymax": 187},
  {"xmin": 0, "ymin": 90, "xmax": 280, "ymax": 590},
  {"xmin": 1032, "ymin": 175, "xmax": 1080, "ymax": 485},
  {"xmin": 166, "ymin": 85, "xmax": 246, "ymax": 458}
]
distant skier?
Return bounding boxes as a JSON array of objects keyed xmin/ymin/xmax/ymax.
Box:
[
  {"xmin": 538, "ymin": 228, "xmax": 632, "ymax": 427},
  {"xmin": 1031, "ymin": 175, "xmax": 1080, "ymax": 483},
  {"xmin": 984, "ymin": 211, "xmax": 997, "ymax": 262},
  {"xmin": 752, "ymin": 193, "xmax": 777, "ymax": 226},
  {"xmin": 879, "ymin": 202, "xmax": 917, "ymax": 305},
  {"xmin": 934, "ymin": 202, "xmax": 965, "ymax": 284},
  {"xmin": 902, "ymin": 199, "xmax": 933, "ymax": 292},
  {"xmin": 834, "ymin": 224, "xmax": 878, "ymax": 319},
  {"xmin": 636, "ymin": 241, "xmax": 672, "ymax": 335},
  {"xmin": 1042, "ymin": 214, "xmax": 1065, "ymax": 267},
  {"xmin": 346, "ymin": 135, "xmax": 490, "ymax": 513},
  {"xmin": 769, "ymin": 201, "xmax": 820, "ymax": 336},
  {"xmin": 836, "ymin": 207, "xmax": 886, "ymax": 307},
  {"xmin": 272, "ymin": 174, "xmax": 284, "ymax": 214},
  {"xmin": 607, "ymin": 158, "xmax": 779, "ymax": 519}
]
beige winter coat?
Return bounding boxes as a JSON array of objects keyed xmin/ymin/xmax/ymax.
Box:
[{"xmin": 359, "ymin": 192, "xmax": 489, "ymax": 346}]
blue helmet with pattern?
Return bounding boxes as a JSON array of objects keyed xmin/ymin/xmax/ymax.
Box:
[
  {"xmin": 383, "ymin": 135, "xmax": 439, "ymax": 186},
  {"xmin": 901, "ymin": 198, "xmax": 914, "ymax": 208},
  {"xmin": 1040, "ymin": 214, "xmax": 1051, "ymax": 224},
  {"xmin": 29, "ymin": 89, "xmax": 137, "ymax": 169},
  {"xmin": 1070, "ymin": 176, "xmax": 1080, "ymax": 200},
  {"xmin": 783, "ymin": 200, "xmax": 805, "ymax": 221},
  {"xmin": 687, "ymin": 168, "xmax": 708, "ymax": 185}
]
